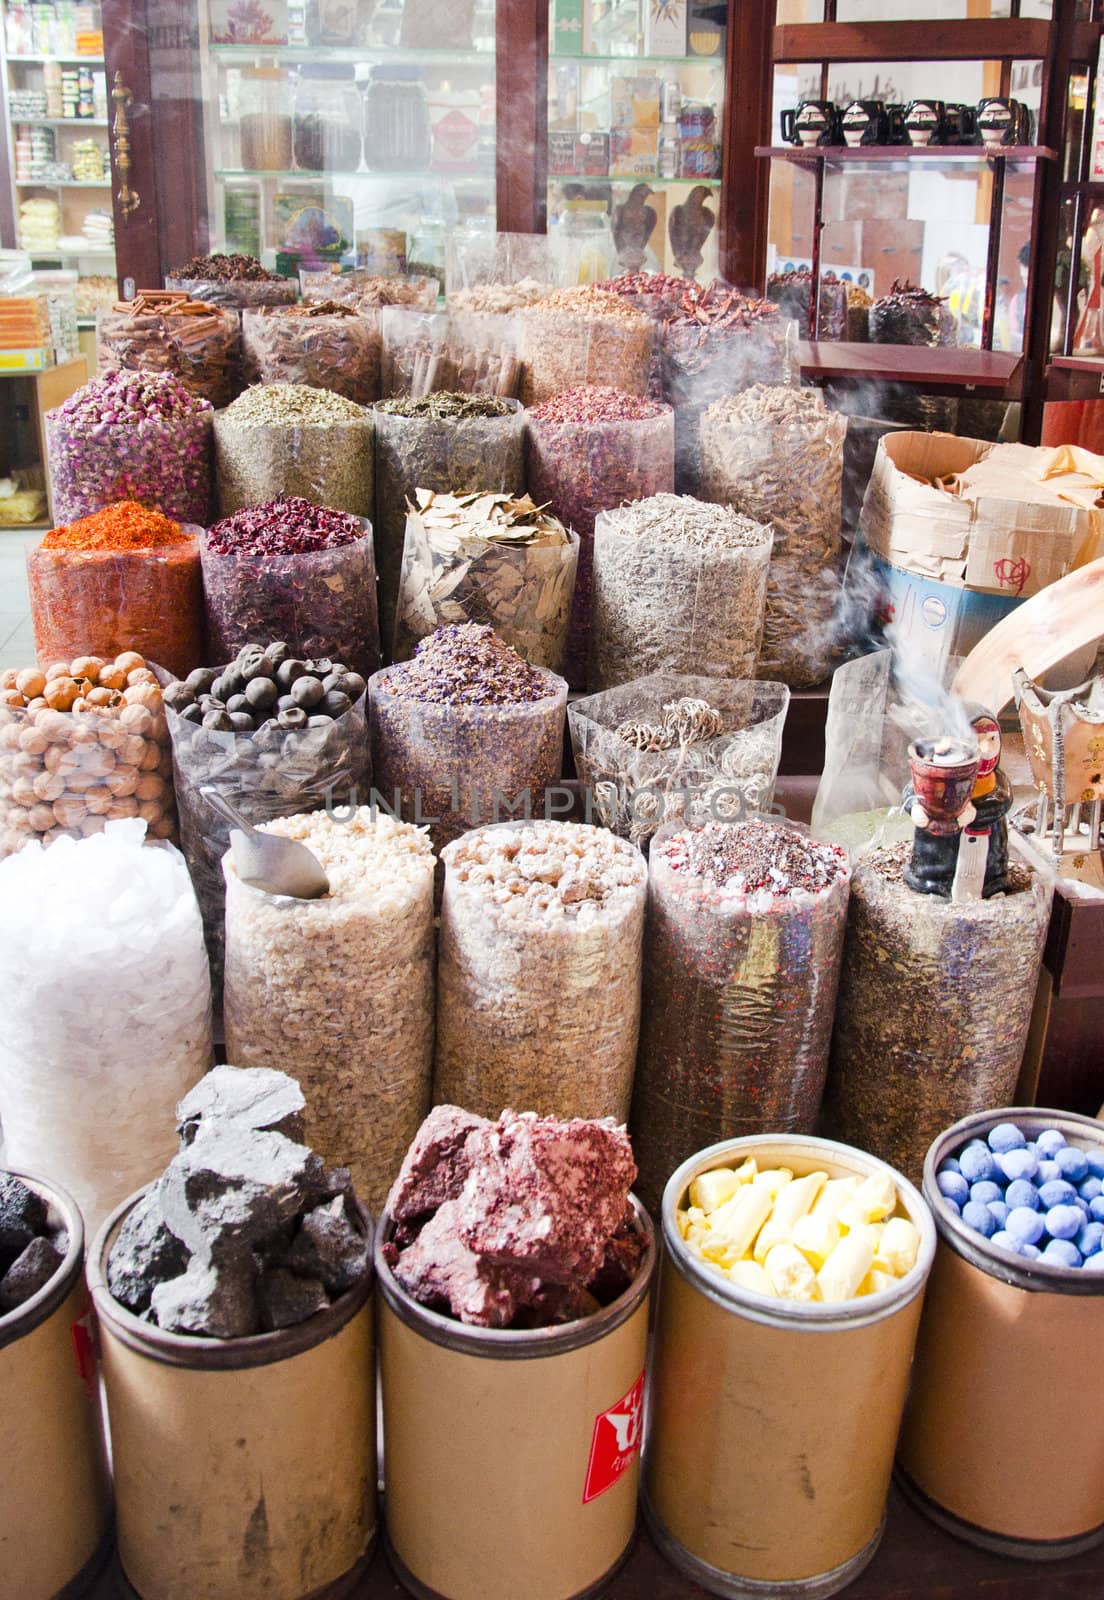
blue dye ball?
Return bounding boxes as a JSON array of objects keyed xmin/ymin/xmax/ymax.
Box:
[
  {"xmin": 1077, "ymin": 1221, "xmax": 1104, "ymax": 1258},
  {"xmin": 987, "ymin": 1201, "xmax": 1009, "ymax": 1228},
  {"xmin": 1086, "ymin": 1150, "xmax": 1104, "ymax": 1180},
  {"xmin": 1079, "ymin": 1177, "xmax": 1103, "ymax": 1204},
  {"xmin": 969, "ymin": 1180, "xmax": 1004, "ymax": 1207},
  {"xmin": 962, "ymin": 1200, "xmax": 998, "ymax": 1238},
  {"xmin": 1005, "ymin": 1207, "xmax": 1045, "ymax": 1246},
  {"xmin": 1045, "ymin": 1204, "xmax": 1084, "ymax": 1242},
  {"xmin": 991, "ymin": 1229, "xmax": 1027, "ymax": 1257},
  {"xmin": 1038, "ymin": 1179, "xmax": 1077, "ymax": 1210},
  {"xmin": 959, "ymin": 1146, "xmax": 997, "ymax": 1184},
  {"xmin": 998, "ymin": 1148, "xmax": 1039, "ymax": 1184},
  {"xmin": 1042, "ymin": 1238, "xmax": 1083, "ymax": 1269},
  {"xmin": 937, "ymin": 1171, "xmax": 970, "ymax": 1206},
  {"xmin": 988, "ymin": 1123, "xmax": 1026, "ymax": 1155},
  {"xmin": 1056, "ymin": 1146, "xmax": 1090, "ymax": 1184},
  {"xmin": 1005, "ymin": 1179, "xmax": 1041, "ymax": 1212},
  {"xmin": 1035, "ymin": 1129, "xmax": 1066, "ymax": 1157}
]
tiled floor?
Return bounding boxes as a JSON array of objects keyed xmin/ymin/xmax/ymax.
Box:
[{"xmin": 0, "ymin": 528, "xmax": 40, "ymax": 669}]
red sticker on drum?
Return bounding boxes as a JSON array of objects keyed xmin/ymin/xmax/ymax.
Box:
[
  {"xmin": 582, "ymin": 1370, "xmax": 645, "ymax": 1504},
  {"xmin": 71, "ymin": 1306, "xmax": 98, "ymax": 1397}
]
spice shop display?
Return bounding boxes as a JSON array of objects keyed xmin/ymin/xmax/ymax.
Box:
[
  {"xmin": 393, "ymin": 489, "xmax": 578, "ymax": 673},
  {"xmin": 27, "ymin": 504, "xmax": 204, "ymax": 679},
  {"xmin": 589, "ymin": 494, "xmax": 772, "ymax": 691},
  {"xmin": 824, "ymin": 839, "xmax": 1053, "ymax": 1184},
  {"xmin": 568, "ymin": 676, "xmax": 789, "ymax": 851},
  {"xmin": 201, "ymin": 498, "xmax": 380, "ymax": 680},
  {"xmin": 701, "ymin": 385, "xmax": 846, "ymax": 688},
  {"xmin": 241, "ymin": 304, "xmax": 381, "ymax": 404},
  {"xmin": 378, "ymin": 1108, "xmax": 653, "ymax": 1600},
  {"xmin": 165, "ymin": 253, "xmax": 297, "ymax": 311},
  {"xmin": 526, "ymin": 386, "xmax": 675, "ymax": 688},
  {"xmin": 632, "ymin": 820, "xmax": 851, "ymax": 1213},
  {"xmin": 224, "ymin": 811, "xmax": 435, "ymax": 1217},
  {"xmin": 300, "ymin": 269, "xmax": 438, "ymax": 312},
  {"xmin": 515, "ymin": 286, "xmax": 654, "ymax": 406},
  {"xmin": 434, "ymin": 820, "xmax": 646, "ymax": 1122},
  {"xmin": 899, "ymin": 1109, "xmax": 1104, "ymax": 1559},
  {"xmin": 373, "ymin": 395, "xmax": 525, "ymax": 653},
  {"xmin": 90, "ymin": 1064, "xmax": 376, "ymax": 1600},
  {"xmin": 379, "ymin": 307, "xmax": 521, "ymax": 400},
  {"xmin": 45, "ymin": 369, "xmax": 213, "ymax": 527},
  {"xmin": 0, "ymin": 652, "xmax": 177, "ymax": 859},
  {"xmin": 370, "ymin": 625, "xmax": 566, "ymax": 856},
  {"xmin": 0, "ymin": 820, "xmax": 212, "ymax": 1233},
  {"xmin": 766, "ymin": 267, "xmax": 847, "ymax": 341},
  {"xmin": 646, "ymin": 1134, "xmax": 935, "ymax": 1598},
  {"xmin": 160, "ymin": 642, "xmax": 370, "ymax": 985},
  {"xmin": 869, "ymin": 279, "xmax": 958, "ymax": 346},
  {"xmin": 213, "ymin": 384, "xmax": 374, "ymax": 518},
  {"xmin": 97, "ymin": 294, "xmax": 242, "ymax": 409}
]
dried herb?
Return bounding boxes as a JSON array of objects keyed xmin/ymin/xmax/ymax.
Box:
[
  {"xmin": 516, "ymin": 286, "xmax": 654, "ymax": 406},
  {"xmin": 766, "ymin": 268, "xmax": 848, "ymax": 341},
  {"xmin": 377, "ymin": 392, "xmax": 513, "ymax": 419},
  {"xmin": 213, "ymin": 384, "xmax": 373, "ymax": 519},
  {"xmin": 869, "ymin": 279, "xmax": 957, "ymax": 347},
  {"xmin": 169, "ymin": 253, "xmax": 281, "ymax": 283}
]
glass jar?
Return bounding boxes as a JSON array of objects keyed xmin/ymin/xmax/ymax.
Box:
[
  {"xmin": 293, "ymin": 65, "xmax": 363, "ymax": 173},
  {"xmin": 364, "ymin": 66, "xmax": 431, "ymax": 172},
  {"xmin": 239, "ymin": 66, "xmax": 293, "ymax": 173}
]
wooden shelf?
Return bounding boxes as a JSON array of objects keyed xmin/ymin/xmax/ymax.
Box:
[
  {"xmin": 1046, "ymin": 356, "xmax": 1104, "ymax": 402},
  {"xmin": 773, "ymin": 18, "xmax": 1052, "ymax": 64},
  {"xmin": 797, "ymin": 341, "xmax": 1024, "ymax": 396},
  {"xmin": 756, "ymin": 145, "xmax": 1057, "ymax": 165}
]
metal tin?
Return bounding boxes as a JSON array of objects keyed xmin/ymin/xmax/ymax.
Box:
[
  {"xmin": 88, "ymin": 1188, "xmax": 377, "ymax": 1600},
  {"xmin": 644, "ymin": 1134, "xmax": 936, "ymax": 1599},
  {"xmin": 376, "ymin": 1198, "xmax": 655, "ymax": 1600},
  {"xmin": 897, "ymin": 1106, "xmax": 1104, "ymax": 1558},
  {"xmin": 0, "ymin": 1170, "xmax": 112, "ymax": 1599}
]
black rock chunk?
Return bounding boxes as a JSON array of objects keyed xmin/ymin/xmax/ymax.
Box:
[
  {"xmin": 107, "ymin": 1190, "xmax": 190, "ymax": 1314},
  {"xmin": 0, "ymin": 1236, "xmax": 63, "ymax": 1312},
  {"xmin": 257, "ymin": 1267, "xmax": 329, "ymax": 1332},
  {"xmin": 158, "ymin": 1125, "xmax": 324, "ymax": 1261},
  {"xmin": 281, "ymin": 1199, "xmax": 370, "ymax": 1296}
]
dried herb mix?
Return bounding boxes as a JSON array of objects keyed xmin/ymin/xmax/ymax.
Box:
[
  {"xmin": 379, "ymin": 308, "xmax": 522, "ymax": 401},
  {"xmin": 515, "ymin": 286, "xmax": 654, "ymax": 406},
  {"xmin": 377, "ymin": 392, "xmax": 514, "ymax": 419},
  {"xmin": 213, "ymin": 384, "xmax": 373, "ymax": 519}
]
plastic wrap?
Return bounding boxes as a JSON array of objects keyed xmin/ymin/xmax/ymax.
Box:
[
  {"xmin": 515, "ymin": 295, "xmax": 653, "ymax": 406},
  {"xmin": 223, "ymin": 808, "xmax": 435, "ymax": 1216},
  {"xmin": 393, "ymin": 509, "xmax": 578, "ymax": 672},
  {"xmin": 823, "ymin": 842, "xmax": 1054, "ymax": 1182},
  {"xmin": 369, "ymin": 664, "xmax": 566, "ymax": 855},
  {"xmin": 444, "ymin": 229, "xmax": 556, "ymax": 301},
  {"xmin": 433, "ymin": 820, "xmax": 647, "ymax": 1121},
  {"xmin": 0, "ymin": 819, "xmax": 211, "ymax": 1233},
  {"xmin": 96, "ymin": 305, "xmax": 241, "ymax": 409},
  {"xmin": 27, "ymin": 526, "xmax": 204, "ymax": 679},
  {"xmin": 766, "ymin": 269, "xmax": 847, "ymax": 341},
  {"xmin": 372, "ymin": 401, "xmax": 526, "ymax": 655},
  {"xmin": 589, "ymin": 497, "xmax": 773, "ymax": 691},
  {"xmin": 630, "ymin": 819, "xmax": 851, "ymax": 1213},
  {"xmin": 45, "ymin": 405, "xmax": 212, "ymax": 526},
  {"xmin": 568, "ymin": 675, "xmax": 790, "ymax": 851},
  {"xmin": 213, "ymin": 410, "xmax": 374, "ymax": 518},
  {"xmin": 240, "ymin": 307, "xmax": 381, "ymax": 404},
  {"xmin": 163, "ymin": 275, "xmax": 297, "ymax": 311},
  {"xmin": 0, "ymin": 671, "xmax": 176, "ymax": 860},
  {"xmin": 525, "ymin": 406, "xmax": 675, "ymax": 688},
  {"xmin": 379, "ymin": 307, "xmax": 520, "ymax": 399},
  {"xmin": 161, "ymin": 678, "xmax": 370, "ymax": 991},
  {"xmin": 200, "ymin": 519, "xmax": 379, "ymax": 681},
  {"xmin": 700, "ymin": 386, "xmax": 847, "ymax": 689}
]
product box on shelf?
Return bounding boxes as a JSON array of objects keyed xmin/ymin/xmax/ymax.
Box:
[
  {"xmin": 210, "ymin": 0, "xmax": 289, "ymax": 44},
  {"xmin": 610, "ymin": 128, "xmax": 659, "ymax": 178},
  {"xmin": 612, "ymin": 75, "xmax": 661, "ymax": 131},
  {"xmin": 575, "ymin": 131, "xmax": 611, "ymax": 176},
  {"xmin": 552, "ymin": 0, "xmax": 584, "ymax": 54},
  {"xmin": 549, "ymin": 130, "xmax": 578, "ymax": 176},
  {"xmin": 644, "ymin": 0, "xmax": 687, "ymax": 56}
]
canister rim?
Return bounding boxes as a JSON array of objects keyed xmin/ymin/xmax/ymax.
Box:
[
  {"xmin": 87, "ymin": 1184, "xmax": 375, "ymax": 1368},
  {"xmin": 0, "ymin": 1168, "xmax": 85, "ymax": 1349},
  {"xmin": 375, "ymin": 1193, "xmax": 655, "ymax": 1358},
  {"xmin": 661, "ymin": 1134, "xmax": 936, "ymax": 1331},
  {"xmin": 922, "ymin": 1106, "xmax": 1104, "ymax": 1297}
]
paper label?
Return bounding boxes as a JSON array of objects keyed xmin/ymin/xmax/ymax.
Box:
[{"xmin": 582, "ymin": 1370, "xmax": 645, "ymax": 1504}]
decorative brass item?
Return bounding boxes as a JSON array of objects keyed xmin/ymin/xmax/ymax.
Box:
[{"xmin": 110, "ymin": 70, "xmax": 140, "ymax": 220}]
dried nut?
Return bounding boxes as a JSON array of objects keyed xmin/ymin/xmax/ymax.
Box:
[
  {"xmin": 44, "ymin": 678, "xmax": 80, "ymax": 712},
  {"xmin": 32, "ymin": 771, "xmax": 65, "ymax": 802},
  {"xmin": 52, "ymin": 794, "xmax": 87, "ymax": 826},
  {"xmin": 18, "ymin": 727, "xmax": 48, "ymax": 756},
  {"xmin": 44, "ymin": 661, "xmax": 72, "ymax": 681},
  {"xmin": 114, "ymin": 652, "xmax": 147, "ymax": 674},
  {"xmin": 96, "ymin": 664, "xmax": 128, "ymax": 691},
  {"xmin": 15, "ymin": 669, "xmax": 46, "ymax": 698},
  {"xmin": 0, "ymin": 668, "xmax": 18, "ymax": 690},
  {"xmin": 69, "ymin": 656, "xmax": 104, "ymax": 681},
  {"xmin": 106, "ymin": 796, "xmax": 140, "ymax": 819}
]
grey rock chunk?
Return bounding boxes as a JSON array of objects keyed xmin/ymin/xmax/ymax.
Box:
[
  {"xmin": 151, "ymin": 1254, "xmax": 259, "ymax": 1338},
  {"xmin": 107, "ymin": 1190, "xmax": 190, "ymax": 1314},
  {"xmin": 177, "ymin": 1064, "xmax": 306, "ymax": 1148},
  {"xmin": 257, "ymin": 1267, "xmax": 329, "ymax": 1331},
  {"xmin": 281, "ymin": 1199, "xmax": 370, "ymax": 1295},
  {"xmin": 386, "ymin": 1105, "xmax": 491, "ymax": 1222},
  {"xmin": 0, "ymin": 1173, "xmax": 47, "ymax": 1264},
  {"xmin": 157, "ymin": 1125, "xmax": 324, "ymax": 1262},
  {"xmin": 0, "ymin": 1235, "xmax": 63, "ymax": 1312}
]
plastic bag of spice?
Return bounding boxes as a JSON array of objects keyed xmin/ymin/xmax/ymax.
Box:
[
  {"xmin": 45, "ymin": 369, "xmax": 212, "ymax": 526},
  {"xmin": 163, "ymin": 274, "xmax": 296, "ymax": 311},
  {"xmin": 766, "ymin": 268, "xmax": 847, "ymax": 341},
  {"xmin": 0, "ymin": 652, "xmax": 177, "ymax": 861},
  {"xmin": 373, "ymin": 395, "xmax": 526, "ymax": 658},
  {"xmin": 392, "ymin": 491, "xmax": 578, "ymax": 673},
  {"xmin": 200, "ymin": 500, "xmax": 380, "ymax": 682},
  {"xmin": 525, "ymin": 387, "xmax": 675, "ymax": 688},
  {"xmin": 567, "ymin": 675, "xmax": 790, "ymax": 852},
  {"xmin": 869, "ymin": 279, "xmax": 957, "ymax": 347},
  {"xmin": 589, "ymin": 495, "xmax": 773, "ymax": 692},
  {"xmin": 629, "ymin": 818, "xmax": 852, "ymax": 1214},
  {"xmin": 369, "ymin": 625, "xmax": 567, "ymax": 857},
  {"xmin": 240, "ymin": 305, "xmax": 381, "ymax": 404},
  {"xmin": 27, "ymin": 504, "xmax": 204, "ymax": 679},
  {"xmin": 378, "ymin": 308, "xmax": 520, "ymax": 400},
  {"xmin": 301, "ymin": 270, "xmax": 439, "ymax": 312},
  {"xmin": 515, "ymin": 288, "xmax": 654, "ymax": 407},
  {"xmin": 213, "ymin": 385, "xmax": 374, "ymax": 518},
  {"xmin": 700, "ymin": 386, "xmax": 847, "ymax": 690},
  {"xmin": 96, "ymin": 302, "xmax": 241, "ymax": 409}
]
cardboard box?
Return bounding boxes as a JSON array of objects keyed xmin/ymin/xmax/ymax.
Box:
[
  {"xmin": 575, "ymin": 131, "xmax": 610, "ymax": 176},
  {"xmin": 610, "ymin": 127, "xmax": 659, "ymax": 177},
  {"xmin": 611, "ymin": 75, "xmax": 660, "ymax": 130},
  {"xmin": 643, "ymin": 0, "xmax": 687, "ymax": 56},
  {"xmin": 0, "ymin": 348, "xmax": 48, "ymax": 371},
  {"xmin": 860, "ymin": 431, "xmax": 1104, "ymax": 601},
  {"xmin": 552, "ymin": 0, "xmax": 584, "ymax": 55}
]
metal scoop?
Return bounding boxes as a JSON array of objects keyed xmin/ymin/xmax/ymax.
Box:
[{"xmin": 201, "ymin": 788, "xmax": 330, "ymax": 900}]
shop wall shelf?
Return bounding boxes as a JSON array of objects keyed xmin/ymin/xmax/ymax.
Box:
[
  {"xmin": 797, "ymin": 341, "xmax": 1024, "ymax": 396},
  {"xmin": 7, "ymin": 53, "xmax": 104, "ymax": 63},
  {"xmin": 772, "ymin": 19, "xmax": 1052, "ymax": 64},
  {"xmin": 757, "ymin": 145, "xmax": 1057, "ymax": 165}
]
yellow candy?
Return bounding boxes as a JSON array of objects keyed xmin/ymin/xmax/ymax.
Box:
[
  {"xmin": 817, "ymin": 1224, "xmax": 877, "ymax": 1303},
  {"xmin": 875, "ymin": 1216, "xmax": 920, "ymax": 1277},
  {"xmin": 751, "ymin": 1166, "xmax": 794, "ymax": 1200},
  {"xmin": 839, "ymin": 1174, "xmax": 897, "ymax": 1230},
  {"xmin": 690, "ymin": 1160, "xmax": 755, "ymax": 1214},
  {"xmin": 697, "ymin": 1182, "xmax": 774, "ymax": 1265},
  {"xmin": 809, "ymin": 1175, "xmax": 861, "ymax": 1226},
  {"xmin": 754, "ymin": 1171, "xmax": 828, "ymax": 1262},
  {"xmin": 727, "ymin": 1259, "xmax": 777, "ymax": 1297},
  {"xmin": 763, "ymin": 1243, "xmax": 819, "ymax": 1302},
  {"xmin": 792, "ymin": 1212, "xmax": 841, "ymax": 1270}
]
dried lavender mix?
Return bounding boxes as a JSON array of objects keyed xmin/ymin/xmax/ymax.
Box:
[
  {"xmin": 373, "ymin": 397, "xmax": 525, "ymax": 655},
  {"xmin": 223, "ymin": 808, "xmax": 435, "ymax": 1215},
  {"xmin": 526, "ymin": 385, "xmax": 675, "ymax": 688},
  {"xmin": 631, "ymin": 819, "xmax": 851, "ymax": 1211},
  {"xmin": 434, "ymin": 821, "xmax": 647, "ymax": 1122},
  {"xmin": 393, "ymin": 488, "xmax": 578, "ymax": 672},
  {"xmin": 589, "ymin": 493, "xmax": 772, "ymax": 691},
  {"xmin": 701, "ymin": 385, "xmax": 846, "ymax": 689},
  {"xmin": 516, "ymin": 286, "xmax": 654, "ymax": 406},
  {"xmin": 823, "ymin": 843, "xmax": 1052, "ymax": 1183},
  {"xmin": 369, "ymin": 624, "xmax": 566, "ymax": 854},
  {"xmin": 241, "ymin": 306, "xmax": 381, "ymax": 404},
  {"xmin": 213, "ymin": 383, "xmax": 374, "ymax": 518}
]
